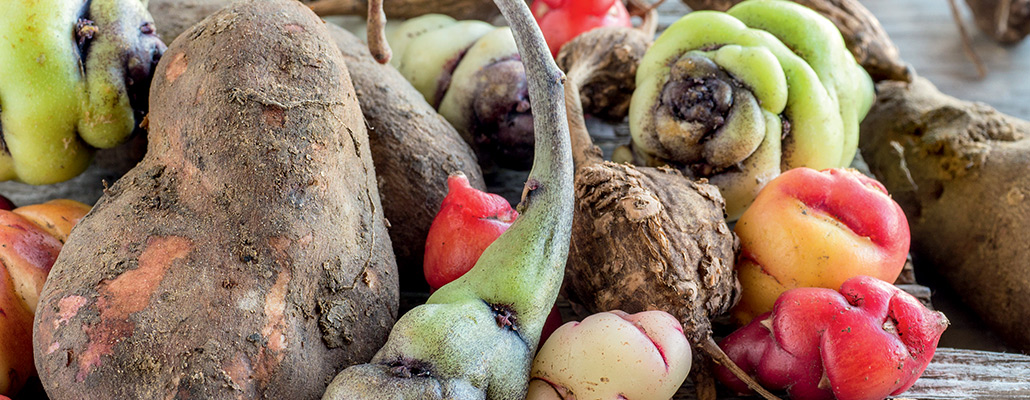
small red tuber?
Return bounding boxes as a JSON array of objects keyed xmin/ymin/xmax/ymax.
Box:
[
  {"xmin": 715, "ymin": 275, "xmax": 949, "ymax": 400},
  {"xmin": 531, "ymin": 0, "xmax": 632, "ymax": 57}
]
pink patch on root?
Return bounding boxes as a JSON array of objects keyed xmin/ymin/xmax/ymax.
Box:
[
  {"xmin": 55, "ymin": 295, "xmax": 87, "ymax": 328},
  {"xmin": 47, "ymin": 342, "xmax": 60, "ymax": 355},
  {"xmin": 261, "ymin": 269, "xmax": 290, "ymax": 355},
  {"xmin": 76, "ymin": 236, "xmax": 192, "ymax": 381}
]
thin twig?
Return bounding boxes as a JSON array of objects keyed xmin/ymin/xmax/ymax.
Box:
[
  {"xmin": 628, "ymin": 0, "xmax": 661, "ymax": 37},
  {"xmin": 948, "ymin": 0, "xmax": 987, "ymax": 79},
  {"xmin": 703, "ymin": 337, "xmax": 783, "ymax": 400},
  {"xmin": 366, "ymin": 0, "xmax": 391, "ymax": 64}
]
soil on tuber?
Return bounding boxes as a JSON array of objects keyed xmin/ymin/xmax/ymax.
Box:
[
  {"xmin": 147, "ymin": 0, "xmax": 489, "ymax": 293},
  {"xmin": 860, "ymin": 76, "xmax": 1030, "ymax": 353},
  {"xmin": 680, "ymin": 0, "xmax": 911, "ymax": 82},
  {"xmin": 321, "ymin": 0, "xmax": 575, "ymax": 398},
  {"xmin": 557, "ymin": 23, "xmax": 780, "ymax": 400},
  {"xmin": 32, "ymin": 1, "xmax": 398, "ymax": 398}
]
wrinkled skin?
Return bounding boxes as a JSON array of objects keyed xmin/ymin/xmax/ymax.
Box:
[
  {"xmin": 0, "ymin": 0, "xmax": 164, "ymax": 184},
  {"xmin": 715, "ymin": 276, "xmax": 949, "ymax": 400},
  {"xmin": 732, "ymin": 168, "xmax": 910, "ymax": 324},
  {"xmin": 0, "ymin": 199, "xmax": 90, "ymax": 395},
  {"xmin": 627, "ymin": 0, "xmax": 873, "ymax": 219}
]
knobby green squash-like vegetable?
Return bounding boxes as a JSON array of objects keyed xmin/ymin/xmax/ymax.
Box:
[
  {"xmin": 321, "ymin": 0, "xmax": 573, "ymax": 397},
  {"xmin": 625, "ymin": 0, "xmax": 874, "ymax": 219},
  {"xmin": 0, "ymin": 0, "xmax": 164, "ymax": 184}
]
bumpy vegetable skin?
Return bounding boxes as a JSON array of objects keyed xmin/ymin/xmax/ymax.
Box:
[
  {"xmin": 33, "ymin": 1, "xmax": 398, "ymax": 398},
  {"xmin": 0, "ymin": 0, "xmax": 164, "ymax": 184},
  {"xmin": 732, "ymin": 167, "xmax": 910, "ymax": 324},
  {"xmin": 861, "ymin": 77, "xmax": 1030, "ymax": 352},
  {"xmin": 627, "ymin": 0, "xmax": 874, "ymax": 219},
  {"xmin": 715, "ymin": 276, "xmax": 949, "ymax": 400}
]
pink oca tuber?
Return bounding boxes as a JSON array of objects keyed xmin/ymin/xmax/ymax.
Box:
[
  {"xmin": 715, "ymin": 275, "xmax": 949, "ymax": 400},
  {"xmin": 732, "ymin": 167, "xmax": 910, "ymax": 324}
]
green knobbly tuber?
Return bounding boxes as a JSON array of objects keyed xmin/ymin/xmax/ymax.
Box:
[
  {"xmin": 0, "ymin": 0, "xmax": 165, "ymax": 184},
  {"xmin": 626, "ymin": 0, "xmax": 874, "ymax": 219},
  {"xmin": 321, "ymin": 0, "xmax": 572, "ymax": 398}
]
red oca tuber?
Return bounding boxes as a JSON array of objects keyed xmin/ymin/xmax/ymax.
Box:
[
  {"xmin": 732, "ymin": 167, "xmax": 911, "ymax": 324},
  {"xmin": 715, "ymin": 275, "xmax": 949, "ymax": 400}
]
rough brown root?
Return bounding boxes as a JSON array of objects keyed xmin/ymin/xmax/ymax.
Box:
[
  {"xmin": 562, "ymin": 77, "xmax": 743, "ymax": 400},
  {"xmin": 33, "ymin": 1, "xmax": 398, "ymax": 398},
  {"xmin": 329, "ymin": 25, "xmax": 486, "ymax": 292},
  {"xmin": 681, "ymin": 0, "xmax": 911, "ymax": 82},
  {"xmin": 148, "ymin": 0, "xmax": 488, "ymax": 293},
  {"xmin": 306, "ymin": 0, "xmax": 499, "ymax": 21},
  {"xmin": 556, "ymin": 27, "xmax": 653, "ymax": 122},
  {"xmin": 965, "ymin": 0, "xmax": 1030, "ymax": 44},
  {"xmin": 860, "ymin": 76, "xmax": 1030, "ymax": 352}
]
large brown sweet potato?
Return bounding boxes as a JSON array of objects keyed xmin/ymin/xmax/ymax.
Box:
[
  {"xmin": 861, "ymin": 77, "xmax": 1030, "ymax": 351},
  {"xmin": 32, "ymin": 1, "xmax": 398, "ymax": 398}
]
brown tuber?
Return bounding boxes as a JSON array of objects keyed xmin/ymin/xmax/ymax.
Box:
[
  {"xmin": 965, "ymin": 0, "xmax": 1030, "ymax": 44},
  {"xmin": 32, "ymin": 1, "xmax": 398, "ymax": 398},
  {"xmin": 306, "ymin": 0, "xmax": 500, "ymax": 21},
  {"xmin": 147, "ymin": 0, "xmax": 489, "ymax": 292},
  {"xmin": 860, "ymin": 76, "xmax": 1030, "ymax": 352},
  {"xmin": 557, "ymin": 25, "xmax": 778, "ymax": 400}
]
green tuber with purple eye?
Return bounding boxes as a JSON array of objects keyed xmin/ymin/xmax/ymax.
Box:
[
  {"xmin": 321, "ymin": 0, "xmax": 573, "ymax": 398},
  {"xmin": 625, "ymin": 0, "xmax": 874, "ymax": 220},
  {"xmin": 385, "ymin": 14, "xmax": 535, "ymax": 171},
  {"xmin": 0, "ymin": 0, "xmax": 165, "ymax": 185}
]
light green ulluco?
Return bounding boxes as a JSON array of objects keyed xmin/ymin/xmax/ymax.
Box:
[{"xmin": 0, "ymin": 0, "xmax": 155, "ymax": 184}]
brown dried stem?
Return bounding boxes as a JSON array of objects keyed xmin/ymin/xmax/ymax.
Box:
[
  {"xmin": 307, "ymin": 0, "xmax": 499, "ymax": 21},
  {"xmin": 948, "ymin": 0, "xmax": 988, "ymax": 79},
  {"xmin": 366, "ymin": 0, "xmax": 390, "ymax": 63}
]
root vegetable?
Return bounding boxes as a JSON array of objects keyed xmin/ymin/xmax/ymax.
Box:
[
  {"xmin": 146, "ymin": 0, "xmax": 489, "ymax": 292},
  {"xmin": 860, "ymin": 76, "xmax": 1030, "ymax": 352},
  {"xmin": 553, "ymin": 0, "xmax": 657, "ymax": 122},
  {"xmin": 0, "ymin": 199, "xmax": 89, "ymax": 396},
  {"xmin": 627, "ymin": 0, "xmax": 874, "ymax": 220},
  {"xmin": 385, "ymin": 15, "xmax": 535, "ymax": 170},
  {"xmin": 557, "ymin": 23, "xmax": 778, "ymax": 400},
  {"xmin": 32, "ymin": 1, "xmax": 399, "ymax": 398},
  {"xmin": 527, "ymin": 310, "xmax": 692, "ymax": 400},
  {"xmin": 423, "ymin": 173, "xmax": 518, "ymax": 291},
  {"xmin": 680, "ymin": 0, "xmax": 911, "ymax": 82},
  {"xmin": 715, "ymin": 276, "xmax": 949, "ymax": 400},
  {"xmin": 321, "ymin": 0, "xmax": 575, "ymax": 397},
  {"xmin": 0, "ymin": 0, "xmax": 165, "ymax": 184},
  {"xmin": 731, "ymin": 167, "xmax": 911, "ymax": 324}
]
